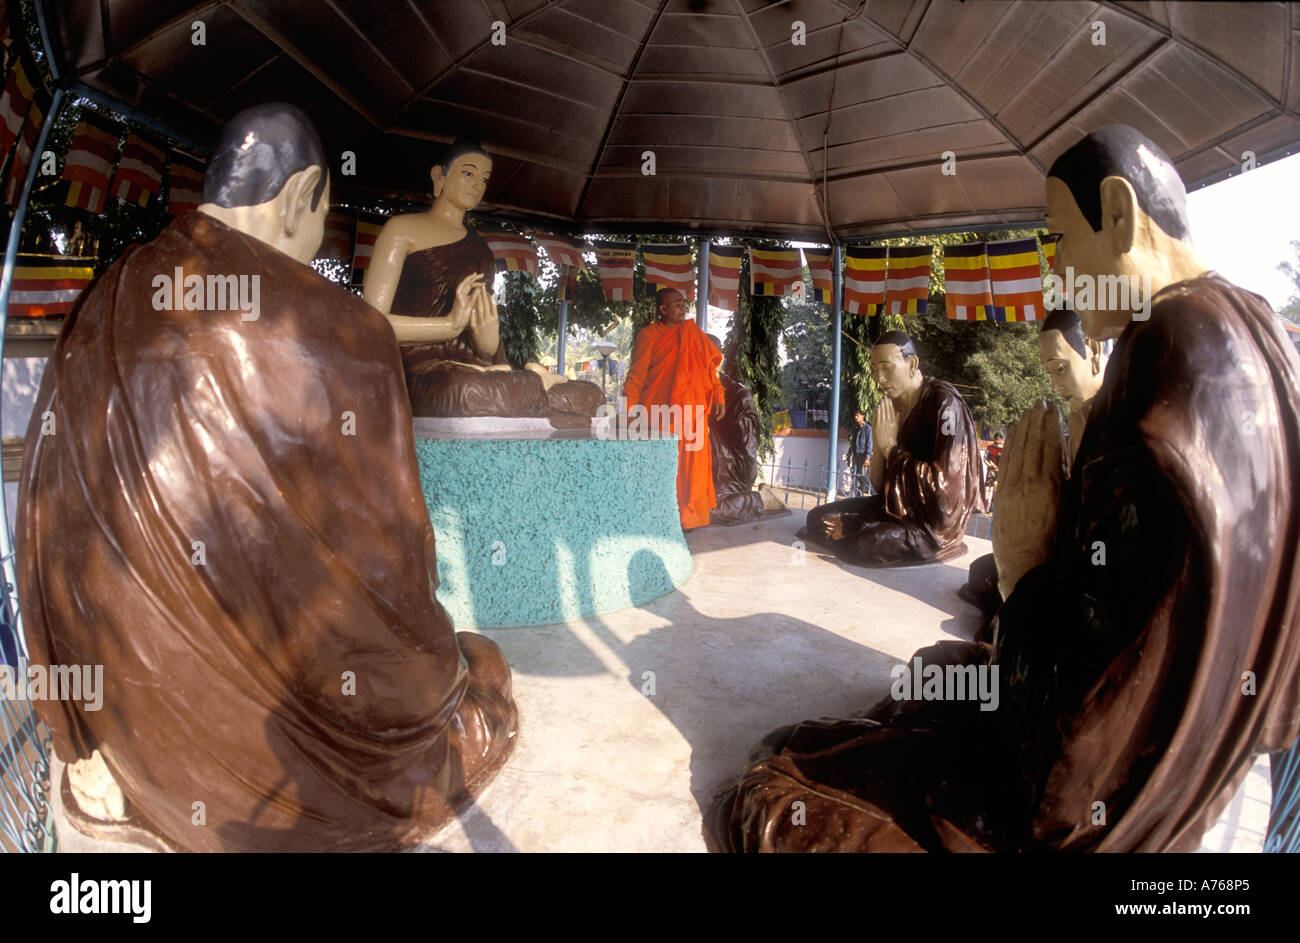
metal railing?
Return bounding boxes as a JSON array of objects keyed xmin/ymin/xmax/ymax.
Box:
[{"xmin": 0, "ymin": 545, "xmax": 55, "ymax": 853}]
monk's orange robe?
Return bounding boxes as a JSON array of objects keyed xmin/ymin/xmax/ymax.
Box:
[{"xmin": 622, "ymin": 319, "xmax": 725, "ymax": 530}]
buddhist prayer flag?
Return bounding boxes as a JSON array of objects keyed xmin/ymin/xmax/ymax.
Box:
[
  {"xmin": 62, "ymin": 112, "xmax": 123, "ymax": 214},
  {"xmin": 749, "ymin": 245, "xmax": 801, "ymax": 296},
  {"xmin": 987, "ymin": 237, "xmax": 1044, "ymax": 322},
  {"xmin": 109, "ymin": 133, "xmax": 166, "ymax": 207},
  {"xmin": 7, "ymin": 253, "xmax": 95, "ymax": 318},
  {"xmin": 0, "ymin": 56, "xmax": 36, "ymax": 160},
  {"xmin": 165, "ymin": 153, "xmax": 204, "ymax": 216},
  {"xmin": 315, "ymin": 209, "xmax": 354, "ymax": 262},
  {"xmin": 533, "ymin": 233, "xmax": 586, "ymax": 272},
  {"xmin": 481, "ymin": 228, "xmax": 538, "ymax": 276},
  {"xmin": 706, "ymin": 243, "xmax": 744, "ymax": 311},
  {"xmin": 594, "ymin": 240, "xmax": 635, "ymax": 302},
  {"xmin": 843, "ymin": 245, "xmax": 886, "ymax": 316},
  {"xmin": 1042, "ymin": 236, "xmax": 1057, "ymax": 271},
  {"xmin": 886, "ymin": 246, "xmax": 930, "ymax": 315},
  {"xmin": 943, "ymin": 243, "xmax": 998, "ymax": 321},
  {"xmin": 3, "ymin": 87, "xmax": 46, "ymax": 206},
  {"xmin": 642, "ymin": 243, "xmax": 694, "ymax": 301},
  {"xmin": 351, "ymin": 211, "xmax": 385, "ymax": 283},
  {"xmin": 803, "ymin": 247, "xmax": 835, "ymax": 304}
]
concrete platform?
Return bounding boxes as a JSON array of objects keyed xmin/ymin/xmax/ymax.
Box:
[{"xmin": 418, "ymin": 512, "xmax": 1272, "ymax": 853}]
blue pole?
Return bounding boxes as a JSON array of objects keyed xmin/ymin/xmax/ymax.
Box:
[
  {"xmin": 0, "ymin": 85, "xmax": 67, "ymax": 648},
  {"xmin": 696, "ymin": 239, "xmax": 709, "ymax": 331},
  {"xmin": 556, "ymin": 298, "xmax": 568, "ymax": 374},
  {"xmin": 826, "ymin": 243, "xmax": 843, "ymax": 499}
]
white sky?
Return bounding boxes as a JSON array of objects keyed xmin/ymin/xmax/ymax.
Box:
[{"xmin": 1186, "ymin": 152, "xmax": 1300, "ymax": 310}]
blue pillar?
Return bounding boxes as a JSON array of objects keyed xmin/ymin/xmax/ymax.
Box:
[
  {"xmin": 826, "ymin": 243, "xmax": 843, "ymax": 499},
  {"xmin": 696, "ymin": 239, "xmax": 709, "ymax": 331},
  {"xmin": 556, "ymin": 299, "xmax": 568, "ymax": 374}
]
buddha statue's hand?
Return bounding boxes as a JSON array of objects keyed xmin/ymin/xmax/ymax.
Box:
[
  {"xmin": 873, "ymin": 397, "xmax": 898, "ymax": 458},
  {"xmin": 993, "ymin": 401, "xmax": 1067, "ymax": 600},
  {"xmin": 449, "ymin": 273, "xmax": 486, "ymax": 332}
]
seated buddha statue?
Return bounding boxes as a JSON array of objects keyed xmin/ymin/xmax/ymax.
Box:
[{"xmin": 363, "ymin": 139, "xmax": 602, "ymax": 427}]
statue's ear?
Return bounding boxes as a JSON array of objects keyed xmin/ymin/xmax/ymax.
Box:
[
  {"xmin": 430, "ymin": 164, "xmax": 445, "ymax": 198},
  {"xmin": 906, "ymin": 354, "xmax": 920, "ymax": 376},
  {"xmin": 282, "ymin": 165, "xmax": 322, "ymax": 238},
  {"xmin": 1086, "ymin": 337, "xmax": 1103, "ymax": 374},
  {"xmin": 1099, "ymin": 176, "xmax": 1138, "ymax": 254}
]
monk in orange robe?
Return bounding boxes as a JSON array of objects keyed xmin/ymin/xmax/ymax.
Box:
[{"xmin": 622, "ymin": 288, "xmax": 725, "ymax": 530}]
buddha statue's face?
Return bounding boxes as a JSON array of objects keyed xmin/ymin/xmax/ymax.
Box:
[
  {"xmin": 432, "ymin": 153, "xmax": 492, "ymax": 212},
  {"xmin": 870, "ymin": 343, "xmax": 922, "ymax": 402},
  {"xmin": 1038, "ymin": 328, "xmax": 1104, "ymax": 414}
]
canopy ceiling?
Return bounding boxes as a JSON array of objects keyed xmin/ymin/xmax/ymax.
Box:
[{"xmin": 40, "ymin": 0, "xmax": 1300, "ymax": 239}]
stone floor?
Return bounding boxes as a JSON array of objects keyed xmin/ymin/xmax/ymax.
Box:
[{"xmin": 419, "ymin": 511, "xmax": 1273, "ymax": 853}]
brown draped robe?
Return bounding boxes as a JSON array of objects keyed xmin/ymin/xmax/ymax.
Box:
[
  {"xmin": 18, "ymin": 212, "xmax": 517, "ymax": 852},
  {"xmin": 805, "ymin": 376, "xmax": 980, "ymax": 566},
  {"xmin": 710, "ymin": 273, "xmax": 1300, "ymax": 852},
  {"xmin": 710, "ymin": 374, "xmax": 764, "ymax": 526},
  {"xmin": 392, "ymin": 229, "xmax": 601, "ymax": 423}
]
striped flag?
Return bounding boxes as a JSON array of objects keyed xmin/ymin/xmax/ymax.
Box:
[
  {"xmin": 62, "ymin": 112, "xmax": 123, "ymax": 214},
  {"xmin": 886, "ymin": 246, "xmax": 930, "ymax": 315},
  {"xmin": 1042, "ymin": 236, "xmax": 1057, "ymax": 272},
  {"xmin": 4, "ymin": 88, "xmax": 46, "ymax": 206},
  {"xmin": 109, "ymin": 133, "xmax": 166, "ymax": 207},
  {"xmin": 642, "ymin": 243, "xmax": 694, "ymax": 301},
  {"xmin": 315, "ymin": 208, "xmax": 354, "ymax": 262},
  {"xmin": 533, "ymin": 233, "xmax": 586, "ymax": 272},
  {"xmin": 7, "ymin": 254, "xmax": 95, "ymax": 318},
  {"xmin": 166, "ymin": 153, "xmax": 204, "ymax": 215},
  {"xmin": 943, "ymin": 243, "xmax": 997, "ymax": 321},
  {"xmin": 0, "ymin": 56, "xmax": 37, "ymax": 160},
  {"xmin": 749, "ymin": 245, "xmax": 801, "ymax": 296},
  {"xmin": 843, "ymin": 245, "xmax": 886, "ymax": 316},
  {"xmin": 594, "ymin": 241, "xmax": 635, "ymax": 302},
  {"xmin": 707, "ymin": 243, "xmax": 744, "ymax": 311},
  {"xmin": 803, "ymin": 247, "xmax": 835, "ymax": 304},
  {"xmin": 481, "ymin": 228, "xmax": 538, "ymax": 276},
  {"xmin": 987, "ymin": 237, "xmax": 1044, "ymax": 322},
  {"xmin": 351, "ymin": 211, "xmax": 385, "ymax": 283}
]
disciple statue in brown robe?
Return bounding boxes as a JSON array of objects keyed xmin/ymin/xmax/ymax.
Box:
[
  {"xmin": 962, "ymin": 305, "xmax": 1107, "ymax": 628},
  {"xmin": 17, "ymin": 104, "xmax": 517, "ymax": 852},
  {"xmin": 709, "ymin": 125, "xmax": 1300, "ymax": 853},
  {"xmin": 801, "ymin": 332, "xmax": 980, "ymax": 566},
  {"xmin": 705, "ymin": 335, "xmax": 785, "ymax": 526},
  {"xmin": 363, "ymin": 139, "xmax": 601, "ymax": 427}
]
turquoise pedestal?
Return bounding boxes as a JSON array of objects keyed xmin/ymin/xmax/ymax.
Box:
[{"xmin": 414, "ymin": 434, "xmax": 694, "ymax": 628}]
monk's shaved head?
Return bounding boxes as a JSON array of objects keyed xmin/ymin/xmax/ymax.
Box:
[{"xmin": 1047, "ymin": 125, "xmax": 1190, "ymax": 241}]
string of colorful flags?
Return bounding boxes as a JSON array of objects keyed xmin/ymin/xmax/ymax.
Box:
[{"xmin": 1, "ymin": 52, "xmax": 1056, "ymax": 325}]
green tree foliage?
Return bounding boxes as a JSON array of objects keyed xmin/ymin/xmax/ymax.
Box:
[
  {"xmin": 1276, "ymin": 239, "xmax": 1300, "ymax": 321},
  {"xmin": 498, "ymin": 269, "xmax": 544, "ymax": 368},
  {"xmin": 723, "ymin": 246, "xmax": 784, "ymax": 460},
  {"xmin": 781, "ymin": 294, "xmax": 832, "ymax": 413}
]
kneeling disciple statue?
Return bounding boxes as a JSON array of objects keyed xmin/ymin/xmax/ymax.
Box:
[
  {"xmin": 705, "ymin": 334, "xmax": 785, "ymax": 526},
  {"xmin": 18, "ymin": 104, "xmax": 518, "ymax": 852},
  {"xmin": 709, "ymin": 124, "xmax": 1300, "ymax": 853},
  {"xmin": 962, "ymin": 304, "xmax": 1107, "ymax": 627},
  {"xmin": 363, "ymin": 139, "xmax": 602, "ymax": 428},
  {"xmin": 802, "ymin": 332, "xmax": 980, "ymax": 566}
]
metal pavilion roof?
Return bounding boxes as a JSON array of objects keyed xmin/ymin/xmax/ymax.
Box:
[{"xmin": 37, "ymin": 0, "xmax": 1300, "ymax": 239}]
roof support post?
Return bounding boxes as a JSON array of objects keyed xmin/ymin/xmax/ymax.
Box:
[
  {"xmin": 556, "ymin": 299, "xmax": 568, "ymax": 375},
  {"xmin": 826, "ymin": 243, "xmax": 843, "ymax": 501},
  {"xmin": 0, "ymin": 84, "xmax": 67, "ymax": 649},
  {"xmin": 696, "ymin": 238, "xmax": 708, "ymax": 331}
]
